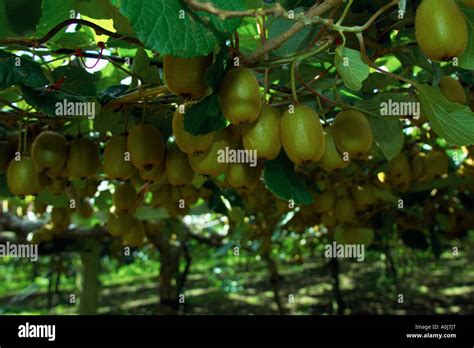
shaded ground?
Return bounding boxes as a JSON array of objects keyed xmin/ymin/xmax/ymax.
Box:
[{"xmin": 1, "ymin": 246, "xmax": 473, "ymax": 315}]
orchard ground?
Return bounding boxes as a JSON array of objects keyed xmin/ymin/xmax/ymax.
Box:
[{"xmin": 1, "ymin": 233, "xmax": 473, "ymax": 315}]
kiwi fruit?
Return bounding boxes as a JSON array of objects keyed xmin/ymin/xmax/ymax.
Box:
[
  {"xmin": 7, "ymin": 156, "xmax": 41, "ymax": 196},
  {"xmin": 319, "ymin": 127, "xmax": 349, "ymax": 171},
  {"xmin": 219, "ymin": 67, "xmax": 262, "ymax": 126},
  {"xmin": 165, "ymin": 143, "xmax": 194, "ymax": 186},
  {"xmin": 179, "ymin": 185, "xmax": 199, "ymax": 205},
  {"xmin": 108, "ymin": 211, "xmax": 135, "ymax": 237},
  {"xmin": 31, "ymin": 131, "xmax": 68, "ymax": 172},
  {"xmin": 334, "ymin": 196, "xmax": 355, "ymax": 223},
  {"xmin": 321, "ymin": 211, "xmax": 337, "ymax": 228},
  {"xmin": 188, "ymin": 130, "xmax": 231, "ymax": 177},
  {"xmin": 242, "ymin": 105, "xmax": 281, "ymax": 161},
  {"xmin": 314, "ymin": 190, "xmax": 336, "ymax": 214},
  {"xmin": 127, "ymin": 124, "xmax": 165, "ymax": 170},
  {"xmin": 113, "ymin": 182, "xmax": 138, "ymax": 213},
  {"xmin": 51, "ymin": 206, "xmax": 70, "ymax": 230},
  {"xmin": 351, "ymin": 184, "xmax": 376, "ymax": 211},
  {"xmin": 281, "ymin": 105, "xmax": 325, "ymax": 164},
  {"xmin": 389, "ymin": 153, "xmax": 413, "ymax": 185},
  {"xmin": 0, "ymin": 140, "xmax": 15, "ymax": 173},
  {"xmin": 47, "ymin": 177, "xmax": 68, "ymax": 195},
  {"xmin": 226, "ymin": 163, "xmax": 261, "ymax": 190},
  {"xmin": 122, "ymin": 219, "xmax": 146, "ymax": 247},
  {"xmin": 332, "ymin": 110, "xmax": 373, "ymax": 158},
  {"xmin": 424, "ymin": 150, "xmax": 449, "ymax": 179},
  {"xmin": 139, "ymin": 160, "xmax": 166, "ymax": 184},
  {"xmin": 172, "ymin": 105, "xmax": 214, "ymax": 154},
  {"xmin": 163, "ymin": 55, "xmax": 212, "ymax": 100},
  {"xmin": 415, "ymin": 0, "xmax": 468, "ymax": 61},
  {"xmin": 439, "ymin": 76, "xmax": 467, "ymax": 105},
  {"xmin": 67, "ymin": 138, "xmax": 100, "ymax": 179},
  {"xmin": 151, "ymin": 184, "xmax": 173, "ymax": 208},
  {"xmin": 411, "ymin": 153, "xmax": 425, "ymax": 180},
  {"xmin": 103, "ymin": 135, "xmax": 136, "ymax": 180}
]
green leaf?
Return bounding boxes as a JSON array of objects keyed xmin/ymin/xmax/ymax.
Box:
[
  {"xmin": 0, "ymin": 50, "xmax": 48, "ymax": 89},
  {"xmin": 416, "ymin": 84, "xmax": 474, "ymax": 146},
  {"xmin": 354, "ymin": 93, "xmax": 416, "ymax": 160},
  {"xmin": 236, "ymin": 18, "xmax": 260, "ymax": 55},
  {"xmin": 4, "ymin": 0, "xmax": 42, "ymax": 36},
  {"xmin": 263, "ymin": 151, "xmax": 313, "ymax": 206},
  {"xmin": 36, "ymin": 191, "xmax": 69, "ymax": 207},
  {"xmin": 184, "ymin": 93, "xmax": 227, "ymax": 135},
  {"xmin": 132, "ymin": 48, "xmax": 161, "ymax": 85},
  {"xmin": 394, "ymin": 46, "xmax": 433, "ymax": 73},
  {"xmin": 268, "ymin": 8, "xmax": 316, "ymax": 57},
  {"xmin": 334, "ymin": 47, "xmax": 369, "ymax": 91},
  {"xmin": 94, "ymin": 106, "xmax": 131, "ymax": 135},
  {"xmin": 21, "ymin": 86, "xmax": 91, "ymax": 117},
  {"xmin": 112, "ymin": 0, "xmax": 244, "ymax": 57},
  {"xmin": 52, "ymin": 65, "xmax": 99, "ymax": 97},
  {"xmin": 459, "ymin": 3, "xmax": 474, "ymax": 70},
  {"xmin": 49, "ymin": 30, "xmax": 95, "ymax": 50},
  {"xmin": 36, "ymin": 0, "xmax": 74, "ymax": 38},
  {"xmin": 0, "ymin": 1, "xmax": 16, "ymax": 39},
  {"xmin": 205, "ymin": 48, "xmax": 229, "ymax": 90},
  {"xmin": 75, "ymin": 0, "xmax": 133, "ymax": 33},
  {"xmin": 368, "ymin": 115, "xmax": 404, "ymax": 161}
]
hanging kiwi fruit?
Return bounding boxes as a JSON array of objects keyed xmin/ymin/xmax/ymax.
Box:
[
  {"xmin": 242, "ymin": 105, "xmax": 281, "ymax": 161},
  {"xmin": 31, "ymin": 131, "xmax": 68, "ymax": 172},
  {"xmin": 113, "ymin": 181, "xmax": 138, "ymax": 213},
  {"xmin": 67, "ymin": 137, "xmax": 100, "ymax": 179},
  {"xmin": 219, "ymin": 67, "xmax": 262, "ymax": 126},
  {"xmin": 127, "ymin": 123, "xmax": 165, "ymax": 171},
  {"xmin": 332, "ymin": 110, "xmax": 373, "ymax": 158},
  {"xmin": 415, "ymin": 0, "xmax": 468, "ymax": 61},
  {"xmin": 163, "ymin": 55, "xmax": 212, "ymax": 100},
  {"xmin": 281, "ymin": 104, "xmax": 325, "ymax": 164},
  {"xmin": 103, "ymin": 135, "xmax": 136, "ymax": 181}
]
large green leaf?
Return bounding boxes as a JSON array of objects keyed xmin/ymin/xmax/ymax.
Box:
[
  {"xmin": 268, "ymin": 8, "xmax": 316, "ymax": 57},
  {"xmin": 184, "ymin": 93, "xmax": 227, "ymax": 135},
  {"xmin": 334, "ymin": 47, "xmax": 369, "ymax": 91},
  {"xmin": 36, "ymin": 0, "xmax": 74, "ymax": 38},
  {"xmin": 52, "ymin": 65, "xmax": 99, "ymax": 96},
  {"xmin": 22, "ymin": 86, "xmax": 92, "ymax": 117},
  {"xmin": 417, "ymin": 84, "xmax": 474, "ymax": 146},
  {"xmin": 0, "ymin": 1, "xmax": 16, "ymax": 39},
  {"xmin": 354, "ymin": 93, "xmax": 411, "ymax": 160},
  {"xmin": 0, "ymin": 50, "xmax": 48, "ymax": 89},
  {"xmin": 263, "ymin": 151, "xmax": 313, "ymax": 206},
  {"xmin": 4, "ymin": 0, "xmax": 41, "ymax": 36},
  {"xmin": 131, "ymin": 48, "xmax": 161, "ymax": 85},
  {"xmin": 459, "ymin": 3, "xmax": 474, "ymax": 70},
  {"xmin": 112, "ymin": 0, "xmax": 244, "ymax": 57}
]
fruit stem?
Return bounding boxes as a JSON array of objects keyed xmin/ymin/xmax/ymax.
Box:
[
  {"xmin": 335, "ymin": 0, "xmax": 353, "ymax": 26},
  {"xmin": 290, "ymin": 60, "xmax": 299, "ymax": 104}
]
